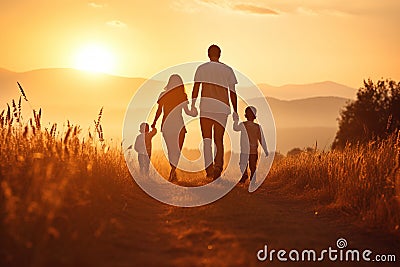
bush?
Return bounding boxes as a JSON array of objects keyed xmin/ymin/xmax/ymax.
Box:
[{"xmin": 333, "ymin": 79, "xmax": 400, "ymax": 149}]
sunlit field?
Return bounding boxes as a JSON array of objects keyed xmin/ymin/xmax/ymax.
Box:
[
  {"xmin": 0, "ymin": 98, "xmax": 399, "ymax": 266},
  {"xmin": 268, "ymin": 134, "xmax": 400, "ymax": 228}
]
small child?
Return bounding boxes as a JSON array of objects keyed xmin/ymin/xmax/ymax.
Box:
[
  {"xmin": 134, "ymin": 122, "xmax": 157, "ymax": 175},
  {"xmin": 233, "ymin": 106, "xmax": 269, "ymax": 183}
]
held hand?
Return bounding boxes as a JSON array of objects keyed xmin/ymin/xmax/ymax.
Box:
[
  {"xmin": 232, "ymin": 112, "xmax": 239, "ymax": 122},
  {"xmin": 189, "ymin": 106, "xmax": 198, "ymax": 117},
  {"xmin": 190, "ymin": 101, "xmax": 196, "ymax": 110},
  {"xmin": 151, "ymin": 122, "xmax": 156, "ymax": 129}
]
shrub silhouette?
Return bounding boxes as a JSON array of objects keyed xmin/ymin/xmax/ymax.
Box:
[{"xmin": 333, "ymin": 79, "xmax": 400, "ymax": 149}]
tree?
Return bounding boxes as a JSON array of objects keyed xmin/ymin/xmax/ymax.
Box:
[{"xmin": 332, "ymin": 79, "xmax": 400, "ymax": 149}]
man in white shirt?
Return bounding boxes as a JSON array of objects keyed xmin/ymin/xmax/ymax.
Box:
[{"xmin": 191, "ymin": 45, "xmax": 238, "ymax": 179}]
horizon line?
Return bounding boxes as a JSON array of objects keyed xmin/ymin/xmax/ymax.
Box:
[{"xmin": 0, "ymin": 66, "xmax": 357, "ymax": 89}]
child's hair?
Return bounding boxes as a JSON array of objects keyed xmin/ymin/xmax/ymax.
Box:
[
  {"xmin": 245, "ymin": 106, "xmax": 257, "ymax": 121},
  {"xmin": 139, "ymin": 122, "xmax": 149, "ymax": 133}
]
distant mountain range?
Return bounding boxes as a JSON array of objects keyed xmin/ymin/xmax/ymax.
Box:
[
  {"xmin": 258, "ymin": 81, "xmax": 357, "ymax": 100},
  {"xmin": 253, "ymin": 96, "xmax": 349, "ymax": 152},
  {"xmin": 0, "ymin": 68, "xmax": 356, "ymax": 153}
]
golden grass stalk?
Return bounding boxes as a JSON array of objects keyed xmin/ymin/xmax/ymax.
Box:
[
  {"xmin": 269, "ymin": 132, "xmax": 400, "ymax": 230},
  {"xmin": 17, "ymin": 81, "xmax": 28, "ymax": 102}
]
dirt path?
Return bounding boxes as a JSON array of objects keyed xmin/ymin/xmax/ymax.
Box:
[{"xmin": 86, "ymin": 181, "xmax": 399, "ymax": 267}]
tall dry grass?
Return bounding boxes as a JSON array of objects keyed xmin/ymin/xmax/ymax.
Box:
[
  {"xmin": 0, "ymin": 98, "xmax": 138, "ymax": 266},
  {"xmin": 0, "ymin": 86, "xmax": 399, "ymax": 264},
  {"xmin": 268, "ymin": 133, "xmax": 400, "ymax": 230}
]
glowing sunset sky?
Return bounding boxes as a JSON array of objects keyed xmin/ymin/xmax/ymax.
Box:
[{"xmin": 0, "ymin": 0, "xmax": 399, "ymax": 87}]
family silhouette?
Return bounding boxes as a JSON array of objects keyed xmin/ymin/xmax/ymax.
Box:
[{"xmin": 134, "ymin": 44, "xmax": 268, "ymax": 183}]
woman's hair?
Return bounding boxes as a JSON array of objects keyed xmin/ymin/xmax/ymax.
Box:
[{"xmin": 164, "ymin": 74, "xmax": 188, "ymax": 102}]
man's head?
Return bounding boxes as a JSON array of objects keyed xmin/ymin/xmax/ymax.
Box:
[
  {"xmin": 139, "ymin": 122, "xmax": 149, "ymax": 133},
  {"xmin": 245, "ymin": 106, "xmax": 257, "ymax": 121},
  {"xmin": 208, "ymin": 44, "xmax": 221, "ymax": 61}
]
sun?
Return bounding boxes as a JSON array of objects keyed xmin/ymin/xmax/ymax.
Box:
[{"xmin": 74, "ymin": 44, "xmax": 115, "ymax": 74}]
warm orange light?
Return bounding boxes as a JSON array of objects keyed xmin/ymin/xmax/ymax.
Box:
[{"xmin": 74, "ymin": 44, "xmax": 115, "ymax": 73}]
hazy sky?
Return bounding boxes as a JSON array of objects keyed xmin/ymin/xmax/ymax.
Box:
[{"xmin": 1, "ymin": 0, "xmax": 399, "ymax": 87}]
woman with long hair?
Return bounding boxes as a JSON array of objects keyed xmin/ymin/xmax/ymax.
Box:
[{"xmin": 151, "ymin": 74, "xmax": 197, "ymax": 181}]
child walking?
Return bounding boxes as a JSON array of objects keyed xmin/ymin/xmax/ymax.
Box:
[
  {"xmin": 233, "ymin": 106, "xmax": 269, "ymax": 183},
  {"xmin": 134, "ymin": 122, "xmax": 157, "ymax": 175}
]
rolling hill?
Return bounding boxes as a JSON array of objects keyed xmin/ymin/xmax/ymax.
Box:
[
  {"xmin": 249, "ymin": 96, "xmax": 348, "ymax": 152},
  {"xmin": 0, "ymin": 68, "xmax": 353, "ymax": 153},
  {"xmin": 258, "ymin": 81, "xmax": 357, "ymax": 100}
]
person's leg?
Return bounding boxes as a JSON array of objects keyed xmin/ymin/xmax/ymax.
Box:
[
  {"xmin": 249, "ymin": 154, "xmax": 259, "ymax": 181},
  {"xmin": 138, "ymin": 154, "xmax": 145, "ymax": 174},
  {"xmin": 200, "ymin": 117, "xmax": 214, "ymax": 177},
  {"xmin": 169, "ymin": 166, "xmax": 177, "ymax": 181},
  {"xmin": 239, "ymin": 153, "xmax": 249, "ymax": 183},
  {"xmin": 138, "ymin": 155, "xmax": 143, "ymax": 174},
  {"xmin": 143, "ymin": 155, "xmax": 150, "ymax": 175},
  {"xmin": 168, "ymin": 129, "xmax": 186, "ymax": 181},
  {"xmin": 163, "ymin": 133, "xmax": 180, "ymax": 168},
  {"xmin": 163, "ymin": 133, "xmax": 180, "ymax": 181},
  {"xmin": 178, "ymin": 128, "xmax": 186, "ymax": 151},
  {"xmin": 213, "ymin": 115, "xmax": 228, "ymax": 178}
]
